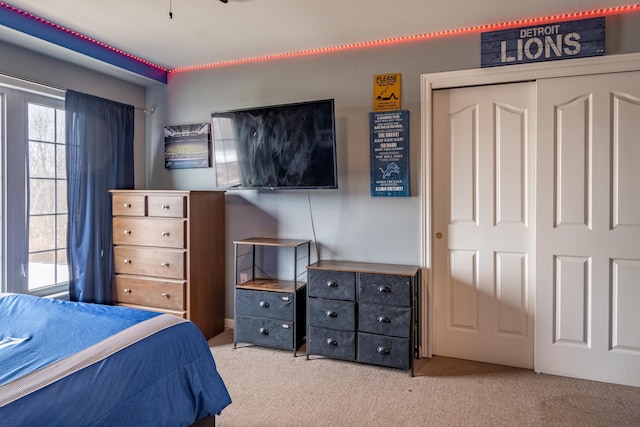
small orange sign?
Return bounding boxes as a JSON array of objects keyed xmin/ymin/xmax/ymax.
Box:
[{"xmin": 373, "ymin": 73, "xmax": 401, "ymax": 111}]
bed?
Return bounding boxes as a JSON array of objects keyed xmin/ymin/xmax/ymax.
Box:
[{"xmin": 0, "ymin": 293, "xmax": 231, "ymax": 426}]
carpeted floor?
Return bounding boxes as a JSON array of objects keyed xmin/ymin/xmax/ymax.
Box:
[{"xmin": 208, "ymin": 329, "xmax": 640, "ymax": 427}]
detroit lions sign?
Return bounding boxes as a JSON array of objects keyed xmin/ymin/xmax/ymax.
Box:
[
  {"xmin": 481, "ymin": 17, "xmax": 605, "ymax": 68},
  {"xmin": 369, "ymin": 110, "xmax": 410, "ymax": 197}
]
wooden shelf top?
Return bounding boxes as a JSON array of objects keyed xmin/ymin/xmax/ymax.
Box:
[
  {"xmin": 109, "ymin": 189, "xmax": 225, "ymax": 194},
  {"xmin": 308, "ymin": 260, "xmax": 420, "ymax": 276},
  {"xmin": 233, "ymin": 237, "xmax": 311, "ymax": 248},
  {"xmin": 236, "ymin": 278, "xmax": 306, "ymax": 293}
]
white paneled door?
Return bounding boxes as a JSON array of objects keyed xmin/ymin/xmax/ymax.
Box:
[
  {"xmin": 432, "ymin": 82, "xmax": 536, "ymax": 369},
  {"xmin": 535, "ymin": 72, "xmax": 640, "ymax": 387}
]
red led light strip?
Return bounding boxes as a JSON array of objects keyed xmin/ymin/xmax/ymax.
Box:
[
  {"xmin": 170, "ymin": 4, "xmax": 640, "ymax": 74},
  {"xmin": 0, "ymin": 2, "xmax": 167, "ymax": 72},
  {"xmin": 1, "ymin": 2, "xmax": 638, "ymax": 75}
]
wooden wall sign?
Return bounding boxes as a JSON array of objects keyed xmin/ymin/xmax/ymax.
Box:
[{"xmin": 481, "ymin": 17, "xmax": 605, "ymax": 68}]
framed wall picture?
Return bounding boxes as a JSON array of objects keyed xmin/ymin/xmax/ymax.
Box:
[{"xmin": 164, "ymin": 123, "xmax": 211, "ymax": 169}]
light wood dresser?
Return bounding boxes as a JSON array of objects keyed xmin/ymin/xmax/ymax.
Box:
[{"xmin": 110, "ymin": 190, "xmax": 226, "ymax": 339}]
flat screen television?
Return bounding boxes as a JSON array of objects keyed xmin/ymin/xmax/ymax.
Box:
[{"xmin": 211, "ymin": 99, "xmax": 338, "ymax": 190}]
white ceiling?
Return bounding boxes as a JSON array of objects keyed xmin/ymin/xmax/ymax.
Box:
[{"xmin": 3, "ymin": 0, "xmax": 637, "ymax": 73}]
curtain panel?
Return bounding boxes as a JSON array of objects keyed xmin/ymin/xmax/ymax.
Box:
[{"xmin": 65, "ymin": 90, "xmax": 134, "ymax": 303}]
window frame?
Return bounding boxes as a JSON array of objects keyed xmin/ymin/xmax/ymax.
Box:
[{"xmin": 1, "ymin": 75, "xmax": 66, "ymax": 296}]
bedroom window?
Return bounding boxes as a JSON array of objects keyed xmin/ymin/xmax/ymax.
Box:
[
  {"xmin": 1, "ymin": 75, "xmax": 66, "ymax": 296},
  {"xmin": 27, "ymin": 103, "xmax": 68, "ymax": 294}
]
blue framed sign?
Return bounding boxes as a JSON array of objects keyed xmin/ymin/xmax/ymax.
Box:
[
  {"xmin": 369, "ymin": 110, "xmax": 410, "ymax": 197},
  {"xmin": 481, "ymin": 17, "xmax": 605, "ymax": 68}
]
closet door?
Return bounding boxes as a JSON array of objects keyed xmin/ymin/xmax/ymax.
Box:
[
  {"xmin": 536, "ymin": 71, "xmax": 640, "ymax": 387},
  {"xmin": 432, "ymin": 82, "xmax": 536, "ymax": 368}
]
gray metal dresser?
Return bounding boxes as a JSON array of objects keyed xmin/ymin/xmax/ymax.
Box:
[
  {"xmin": 233, "ymin": 237, "xmax": 310, "ymax": 356},
  {"xmin": 306, "ymin": 260, "xmax": 420, "ymax": 375}
]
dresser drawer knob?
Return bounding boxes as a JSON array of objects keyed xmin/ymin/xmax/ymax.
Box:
[
  {"xmin": 161, "ymin": 231, "xmax": 170, "ymax": 237},
  {"xmin": 123, "ymin": 288, "xmax": 132, "ymax": 293},
  {"xmin": 259, "ymin": 301, "xmax": 269, "ymax": 308},
  {"xmin": 161, "ymin": 293, "xmax": 169, "ymax": 298},
  {"xmin": 123, "ymin": 230, "xmax": 131, "ymax": 235},
  {"xmin": 325, "ymin": 338, "xmax": 337, "ymax": 346},
  {"xmin": 326, "ymin": 280, "xmax": 338, "ymax": 288},
  {"xmin": 161, "ymin": 262, "xmax": 170, "ymax": 267},
  {"xmin": 325, "ymin": 311, "xmax": 337, "ymax": 318},
  {"xmin": 376, "ymin": 346, "xmax": 390, "ymax": 355},
  {"xmin": 259, "ymin": 327, "xmax": 269, "ymax": 335},
  {"xmin": 377, "ymin": 316, "xmax": 391, "ymax": 323},
  {"xmin": 123, "ymin": 259, "xmax": 131, "ymax": 264},
  {"xmin": 161, "ymin": 204, "xmax": 170, "ymax": 210},
  {"xmin": 123, "ymin": 203, "xmax": 131, "ymax": 208},
  {"xmin": 378, "ymin": 285, "xmax": 392, "ymax": 293}
]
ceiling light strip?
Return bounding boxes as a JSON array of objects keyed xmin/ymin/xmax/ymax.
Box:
[
  {"xmin": 0, "ymin": 2, "xmax": 168, "ymax": 83},
  {"xmin": 170, "ymin": 4, "xmax": 640, "ymax": 74}
]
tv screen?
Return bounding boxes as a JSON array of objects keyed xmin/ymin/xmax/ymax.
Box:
[{"xmin": 211, "ymin": 99, "xmax": 337, "ymax": 190}]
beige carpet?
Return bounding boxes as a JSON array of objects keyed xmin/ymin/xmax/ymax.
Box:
[{"xmin": 208, "ymin": 330, "xmax": 640, "ymax": 427}]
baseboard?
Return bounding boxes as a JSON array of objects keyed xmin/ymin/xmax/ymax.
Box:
[{"xmin": 224, "ymin": 317, "xmax": 235, "ymax": 330}]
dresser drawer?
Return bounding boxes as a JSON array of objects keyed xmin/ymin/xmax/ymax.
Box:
[
  {"xmin": 358, "ymin": 303, "xmax": 411, "ymax": 338},
  {"xmin": 236, "ymin": 289, "xmax": 294, "ymax": 321},
  {"xmin": 114, "ymin": 246, "xmax": 186, "ymax": 279},
  {"xmin": 308, "ymin": 269, "xmax": 356, "ymax": 301},
  {"xmin": 358, "ymin": 273, "xmax": 411, "ymax": 306},
  {"xmin": 113, "ymin": 217, "xmax": 185, "ymax": 248},
  {"xmin": 147, "ymin": 195, "xmax": 187, "ymax": 218},
  {"xmin": 112, "ymin": 194, "xmax": 146, "ymax": 217},
  {"xmin": 308, "ymin": 326, "xmax": 356, "ymax": 361},
  {"xmin": 235, "ymin": 316, "xmax": 293, "ymax": 350},
  {"xmin": 308, "ymin": 298, "xmax": 355, "ymax": 331},
  {"xmin": 357, "ymin": 333, "xmax": 410, "ymax": 369},
  {"xmin": 115, "ymin": 275, "xmax": 185, "ymax": 311}
]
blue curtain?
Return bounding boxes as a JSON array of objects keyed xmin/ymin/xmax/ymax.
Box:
[{"xmin": 65, "ymin": 90, "xmax": 134, "ymax": 304}]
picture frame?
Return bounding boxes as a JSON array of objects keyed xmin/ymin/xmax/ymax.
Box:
[{"xmin": 164, "ymin": 123, "xmax": 211, "ymax": 169}]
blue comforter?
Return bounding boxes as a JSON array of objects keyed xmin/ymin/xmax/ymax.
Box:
[{"xmin": 0, "ymin": 293, "xmax": 231, "ymax": 426}]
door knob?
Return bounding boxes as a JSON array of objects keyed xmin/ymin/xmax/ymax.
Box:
[{"xmin": 436, "ymin": 232, "xmax": 443, "ymax": 239}]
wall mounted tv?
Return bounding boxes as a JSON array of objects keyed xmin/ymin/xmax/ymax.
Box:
[{"xmin": 211, "ymin": 98, "xmax": 338, "ymax": 190}]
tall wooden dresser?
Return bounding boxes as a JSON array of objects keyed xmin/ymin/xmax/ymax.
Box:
[{"xmin": 110, "ymin": 190, "xmax": 225, "ymax": 339}]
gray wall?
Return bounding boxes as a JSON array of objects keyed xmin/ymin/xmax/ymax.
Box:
[
  {"xmin": 145, "ymin": 33, "xmax": 479, "ymax": 320},
  {"xmin": 3, "ymin": 12, "xmax": 640, "ymax": 321},
  {"xmin": 147, "ymin": 12, "xmax": 640, "ymax": 320},
  {"xmin": 0, "ymin": 39, "xmax": 150, "ymax": 188}
]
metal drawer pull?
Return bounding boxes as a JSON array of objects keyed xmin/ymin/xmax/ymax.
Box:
[
  {"xmin": 326, "ymin": 280, "xmax": 338, "ymax": 288},
  {"xmin": 161, "ymin": 231, "xmax": 170, "ymax": 236},
  {"xmin": 161, "ymin": 204, "xmax": 170, "ymax": 210},
  {"xmin": 123, "ymin": 203, "xmax": 131, "ymax": 208},
  {"xmin": 161, "ymin": 293, "xmax": 169, "ymax": 298},
  {"xmin": 377, "ymin": 316, "xmax": 391, "ymax": 323},
  {"xmin": 376, "ymin": 346, "xmax": 390, "ymax": 355},
  {"xmin": 259, "ymin": 301, "xmax": 269, "ymax": 308},
  {"xmin": 123, "ymin": 230, "xmax": 131, "ymax": 234},
  {"xmin": 326, "ymin": 311, "xmax": 337, "ymax": 318},
  {"xmin": 123, "ymin": 288, "xmax": 132, "ymax": 293},
  {"xmin": 325, "ymin": 338, "xmax": 337, "ymax": 346},
  {"xmin": 123, "ymin": 259, "xmax": 131, "ymax": 264},
  {"xmin": 259, "ymin": 328, "xmax": 269, "ymax": 335},
  {"xmin": 378, "ymin": 285, "xmax": 392, "ymax": 293},
  {"xmin": 161, "ymin": 262, "xmax": 170, "ymax": 267}
]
